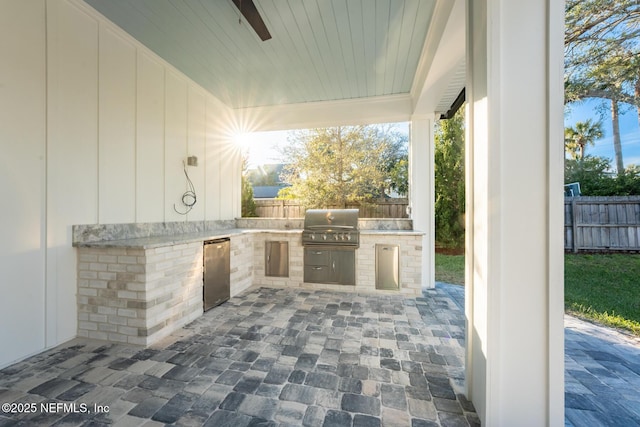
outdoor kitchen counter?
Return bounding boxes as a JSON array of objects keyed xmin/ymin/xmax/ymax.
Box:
[
  {"xmin": 72, "ymin": 227, "xmax": 424, "ymax": 249},
  {"xmin": 72, "ymin": 228, "xmax": 302, "ymax": 249},
  {"xmin": 73, "ymin": 224, "xmax": 424, "ymax": 347},
  {"xmin": 359, "ymin": 229, "xmax": 424, "ymax": 235}
]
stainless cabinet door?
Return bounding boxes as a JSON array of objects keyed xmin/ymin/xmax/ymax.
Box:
[
  {"xmin": 376, "ymin": 244, "xmax": 399, "ymax": 290},
  {"xmin": 265, "ymin": 241, "xmax": 289, "ymax": 277},
  {"xmin": 330, "ymin": 250, "xmax": 355, "ymax": 286}
]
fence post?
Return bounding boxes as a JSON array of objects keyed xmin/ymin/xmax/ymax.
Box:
[{"xmin": 571, "ymin": 199, "xmax": 578, "ymax": 253}]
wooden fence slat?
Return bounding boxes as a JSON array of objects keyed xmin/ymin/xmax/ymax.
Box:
[
  {"xmin": 253, "ymin": 199, "xmax": 410, "ymax": 219},
  {"xmin": 565, "ymin": 196, "xmax": 640, "ymax": 251},
  {"xmin": 571, "ymin": 199, "xmax": 579, "ymax": 252}
]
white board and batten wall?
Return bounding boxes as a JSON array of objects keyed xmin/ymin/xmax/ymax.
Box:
[
  {"xmin": 0, "ymin": 0, "xmax": 47, "ymax": 370},
  {"xmin": 0, "ymin": 0, "xmax": 241, "ymax": 368}
]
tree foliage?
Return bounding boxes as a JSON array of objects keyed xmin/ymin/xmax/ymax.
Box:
[
  {"xmin": 565, "ymin": 119, "xmax": 604, "ymax": 159},
  {"xmin": 565, "ymin": 0, "xmax": 640, "ymax": 85},
  {"xmin": 434, "ymin": 110, "xmax": 465, "ymax": 248},
  {"xmin": 278, "ymin": 125, "xmax": 408, "ymax": 208},
  {"xmin": 565, "ymin": 156, "xmax": 640, "ymax": 195},
  {"xmin": 241, "ymin": 156, "xmax": 257, "ymax": 217},
  {"xmin": 565, "ymin": 0, "xmax": 640, "ymax": 175}
]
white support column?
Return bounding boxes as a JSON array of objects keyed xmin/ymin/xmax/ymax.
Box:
[
  {"xmin": 465, "ymin": 0, "xmax": 565, "ymax": 425},
  {"xmin": 409, "ymin": 115, "xmax": 435, "ymax": 289}
]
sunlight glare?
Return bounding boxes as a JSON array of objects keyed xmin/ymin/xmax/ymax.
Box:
[{"xmin": 233, "ymin": 132, "xmax": 254, "ymax": 151}]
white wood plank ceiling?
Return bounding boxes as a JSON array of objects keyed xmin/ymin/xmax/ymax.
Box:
[{"xmin": 84, "ymin": 0, "xmax": 439, "ymax": 109}]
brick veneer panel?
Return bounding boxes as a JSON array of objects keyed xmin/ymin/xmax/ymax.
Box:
[
  {"xmin": 230, "ymin": 234, "xmax": 254, "ymax": 296},
  {"xmin": 359, "ymin": 234, "xmax": 423, "ymax": 296},
  {"xmin": 77, "ymin": 242, "xmax": 204, "ymax": 346}
]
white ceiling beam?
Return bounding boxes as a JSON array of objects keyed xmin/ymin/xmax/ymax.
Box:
[
  {"xmin": 411, "ymin": 0, "xmax": 466, "ymax": 116},
  {"xmin": 231, "ymin": 94, "xmax": 413, "ymax": 132}
]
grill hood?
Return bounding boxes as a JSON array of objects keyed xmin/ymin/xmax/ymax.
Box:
[{"xmin": 303, "ymin": 209, "xmax": 359, "ymax": 230}]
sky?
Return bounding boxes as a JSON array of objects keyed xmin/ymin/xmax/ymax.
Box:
[
  {"xmin": 564, "ymin": 98, "xmax": 640, "ymax": 168},
  {"xmin": 238, "ymin": 130, "xmax": 289, "ymax": 169}
]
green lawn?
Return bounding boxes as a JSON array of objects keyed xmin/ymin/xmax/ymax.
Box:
[
  {"xmin": 435, "ymin": 253, "xmax": 465, "ymax": 285},
  {"xmin": 435, "ymin": 252, "xmax": 640, "ymax": 336},
  {"xmin": 565, "ymin": 253, "xmax": 640, "ymax": 336}
]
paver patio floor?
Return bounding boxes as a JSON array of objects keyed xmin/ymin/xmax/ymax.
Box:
[
  {"xmin": 0, "ymin": 283, "xmax": 638, "ymax": 426},
  {"xmin": 0, "ymin": 285, "xmax": 478, "ymax": 427},
  {"xmin": 564, "ymin": 315, "xmax": 640, "ymax": 426}
]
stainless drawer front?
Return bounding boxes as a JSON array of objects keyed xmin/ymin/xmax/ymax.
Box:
[
  {"xmin": 304, "ymin": 249, "xmax": 330, "ymax": 266},
  {"xmin": 304, "ymin": 265, "xmax": 331, "ymax": 283}
]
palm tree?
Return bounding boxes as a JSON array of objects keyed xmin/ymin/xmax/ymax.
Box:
[{"xmin": 565, "ymin": 119, "xmax": 604, "ymax": 160}]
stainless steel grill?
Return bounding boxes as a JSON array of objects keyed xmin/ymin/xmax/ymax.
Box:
[
  {"xmin": 302, "ymin": 209, "xmax": 359, "ymax": 285},
  {"xmin": 301, "ymin": 209, "xmax": 359, "ymax": 248}
]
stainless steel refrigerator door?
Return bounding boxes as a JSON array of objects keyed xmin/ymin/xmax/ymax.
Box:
[{"xmin": 203, "ymin": 239, "xmax": 230, "ymax": 311}]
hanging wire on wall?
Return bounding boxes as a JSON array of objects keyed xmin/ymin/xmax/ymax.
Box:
[{"xmin": 174, "ymin": 160, "xmax": 197, "ymax": 215}]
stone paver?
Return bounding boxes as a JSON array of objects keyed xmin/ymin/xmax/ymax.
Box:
[
  {"xmin": 1, "ymin": 283, "xmax": 635, "ymax": 426},
  {"xmin": 564, "ymin": 315, "xmax": 640, "ymax": 427},
  {"xmin": 0, "ymin": 285, "xmax": 476, "ymax": 426}
]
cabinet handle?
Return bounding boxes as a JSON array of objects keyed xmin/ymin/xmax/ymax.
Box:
[
  {"xmin": 332, "ymin": 261, "xmax": 335, "ymax": 271},
  {"xmin": 312, "ymin": 266, "xmax": 323, "ymax": 270}
]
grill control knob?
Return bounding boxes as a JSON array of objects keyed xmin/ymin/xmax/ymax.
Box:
[
  {"xmin": 346, "ymin": 234, "xmax": 351, "ymax": 240},
  {"xmin": 311, "ymin": 234, "xmax": 316, "ymax": 240},
  {"xmin": 322, "ymin": 234, "xmax": 327, "ymax": 241}
]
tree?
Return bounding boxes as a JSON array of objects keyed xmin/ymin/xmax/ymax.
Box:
[
  {"xmin": 565, "ymin": 54, "xmax": 630, "ymax": 173},
  {"xmin": 565, "ymin": 0, "xmax": 640, "ymax": 174},
  {"xmin": 241, "ymin": 156, "xmax": 257, "ymax": 217},
  {"xmin": 434, "ymin": 109, "xmax": 465, "ymax": 248},
  {"xmin": 278, "ymin": 125, "xmax": 408, "ymax": 208},
  {"xmin": 388, "ymin": 157, "xmax": 408, "ymax": 196},
  {"xmin": 565, "ymin": 155, "xmax": 640, "ymax": 195},
  {"xmin": 565, "ymin": 155, "xmax": 614, "ymax": 195},
  {"xmin": 564, "ymin": 119, "xmax": 604, "ymax": 159}
]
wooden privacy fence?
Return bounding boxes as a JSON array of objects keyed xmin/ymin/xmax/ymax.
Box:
[
  {"xmin": 254, "ymin": 199, "xmax": 409, "ymax": 218},
  {"xmin": 565, "ymin": 196, "xmax": 640, "ymax": 252}
]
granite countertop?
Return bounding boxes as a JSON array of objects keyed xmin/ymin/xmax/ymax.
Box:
[
  {"xmin": 73, "ymin": 228, "xmax": 301, "ymax": 249},
  {"xmin": 359, "ymin": 229, "xmax": 424, "ymax": 236},
  {"xmin": 74, "ymin": 227, "xmax": 424, "ymax": 249}
]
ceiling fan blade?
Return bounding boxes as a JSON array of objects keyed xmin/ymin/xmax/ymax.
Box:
[{"xmin": 231, "ymin": 0, "xmax": 272, "ymax": 41}]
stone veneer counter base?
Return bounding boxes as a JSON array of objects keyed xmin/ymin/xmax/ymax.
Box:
[{"xmin": 73, "ymin": 221, "xmax": 424, "ymax": 347}]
